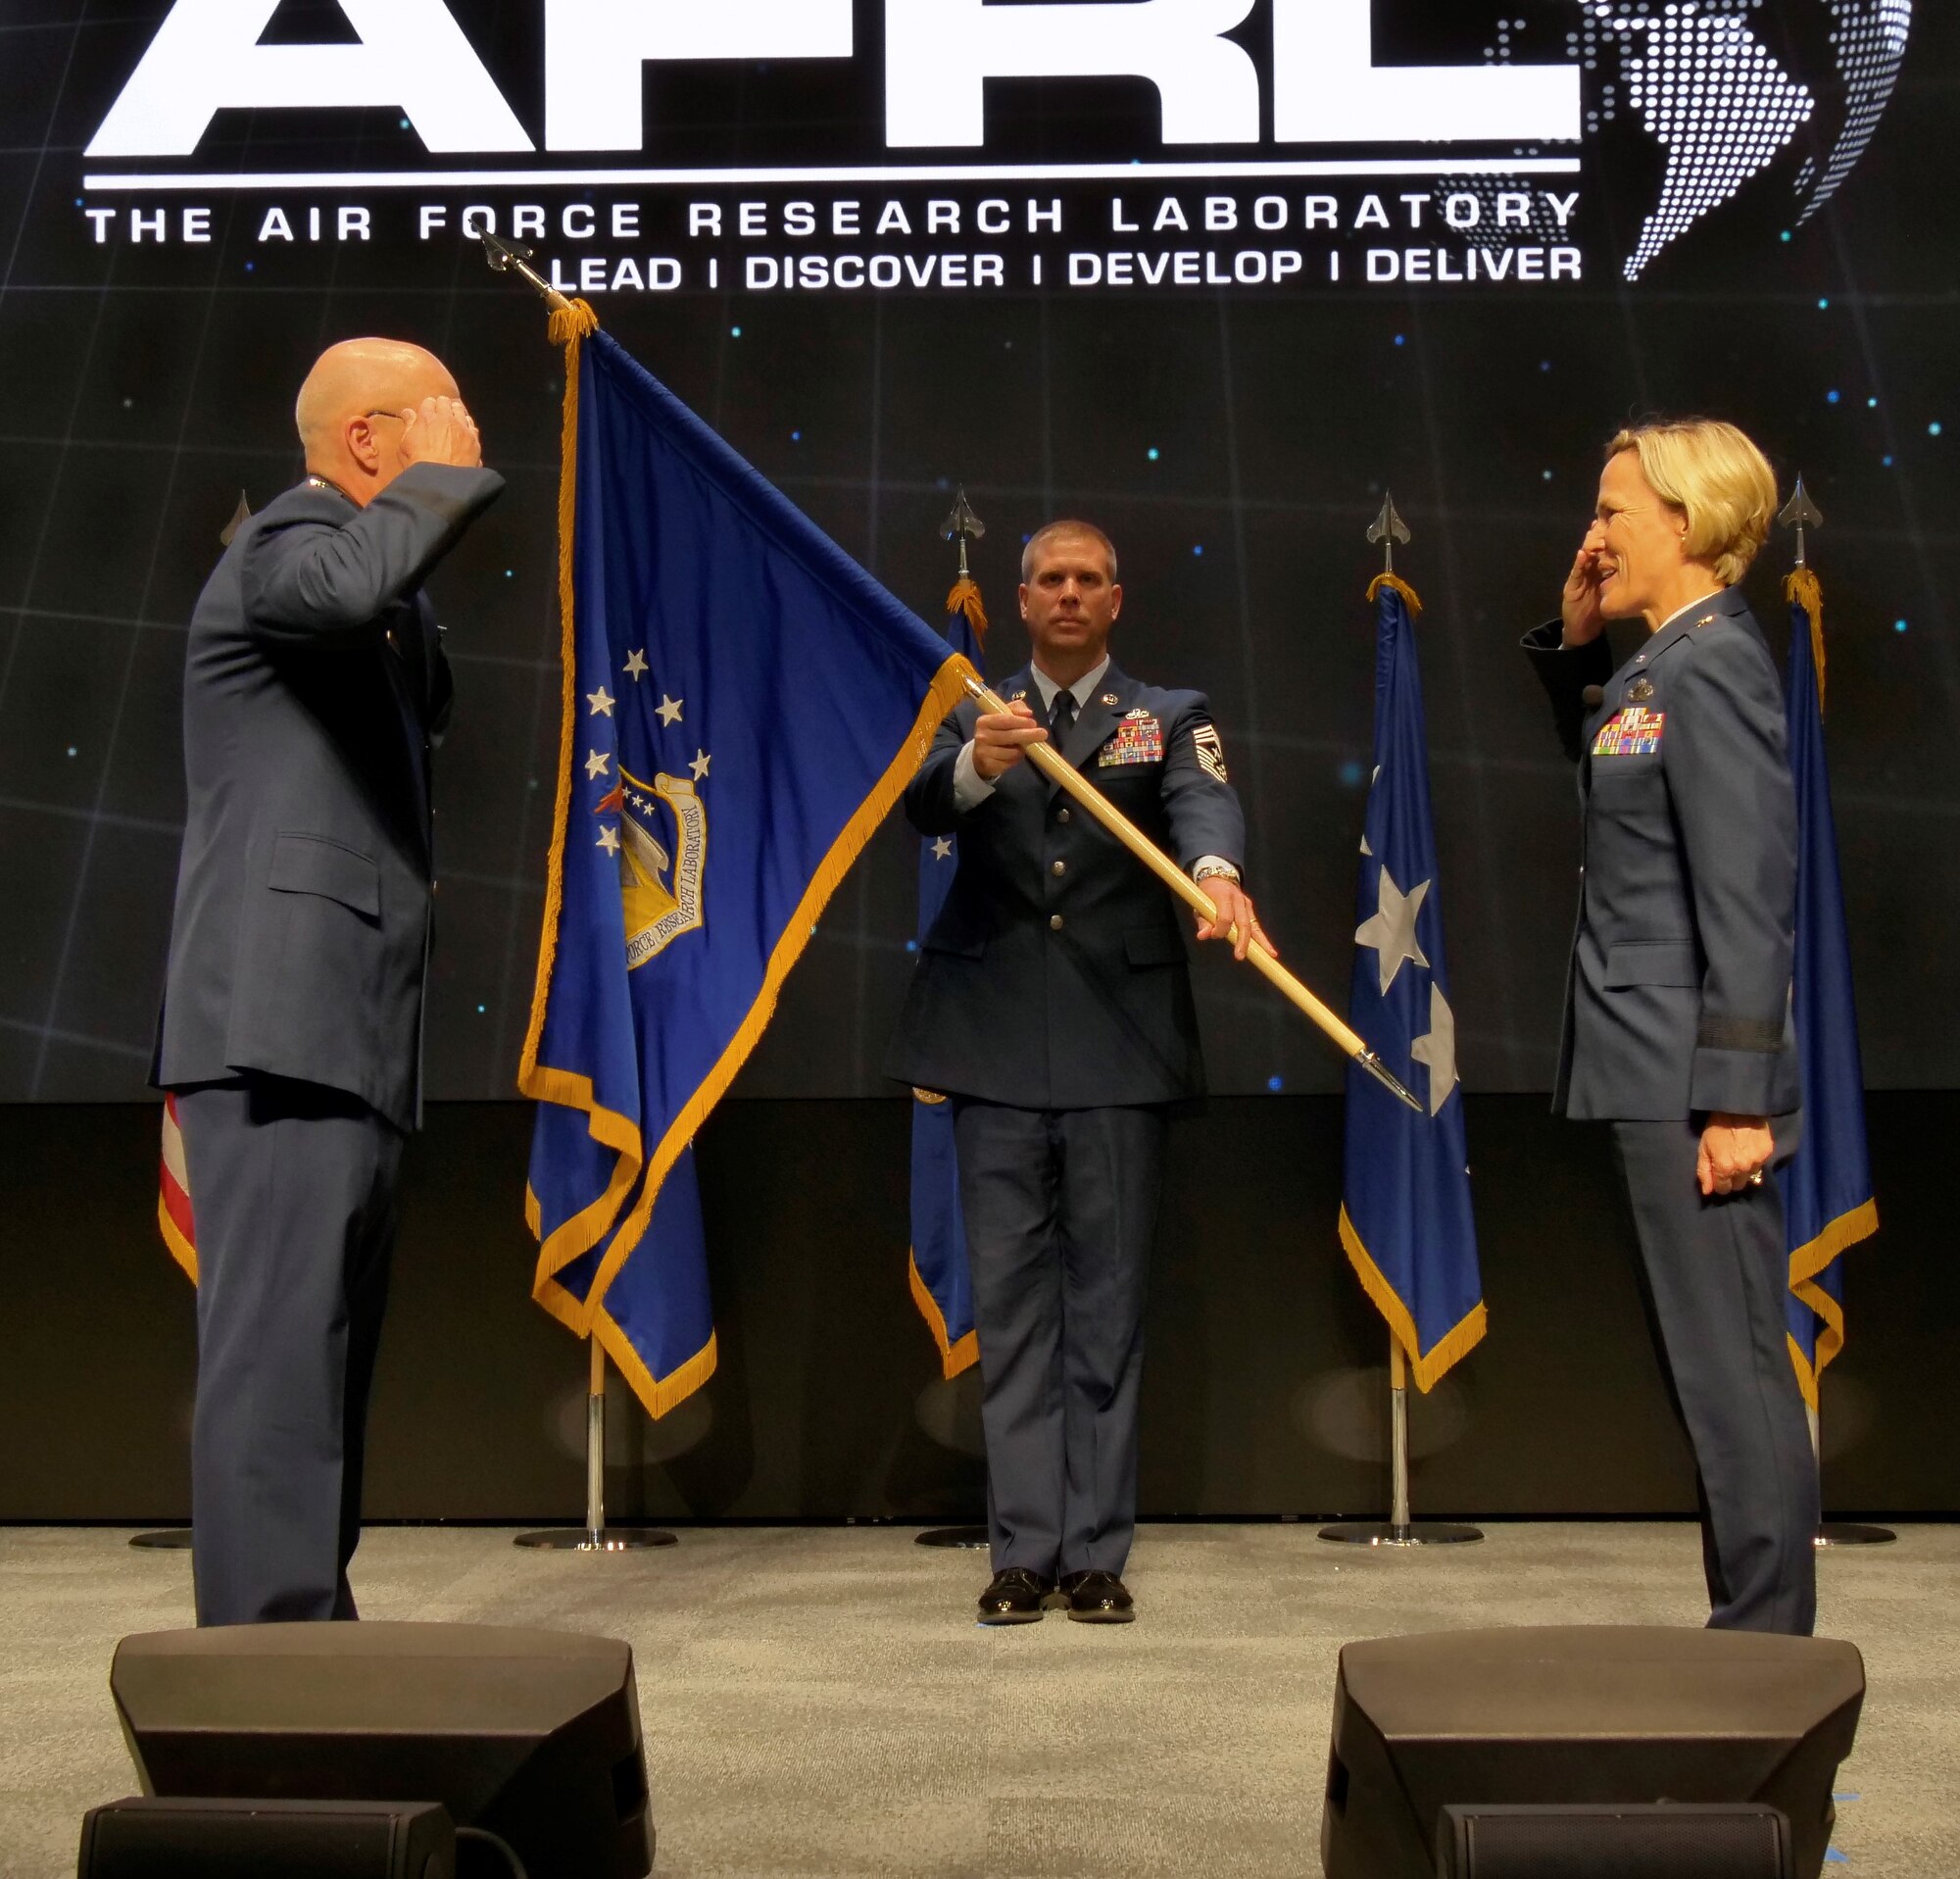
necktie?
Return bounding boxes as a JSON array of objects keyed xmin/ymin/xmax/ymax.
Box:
[{"xmin": 1048, "ymin": 687, "xmax": 1077, "ymax": 739}]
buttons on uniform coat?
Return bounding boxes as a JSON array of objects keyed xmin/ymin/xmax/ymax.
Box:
[
  {"xmin": 1056, "ymin": 808, "xmax": 1071, "ymax": 824},
  {"xmin": 1052, "ymin": 860, "xmax": 1066, "ymax": 876},
  {"xmin": 1050, "ymin": 915, "xmax": 1064, "ymax": 930}
]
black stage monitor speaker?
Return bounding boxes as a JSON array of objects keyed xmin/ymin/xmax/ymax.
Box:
[
  {"xmin": 1320, "ymin": 1627, "xmax": 1863, "ymax": 1879},
  {"xmin": 79, "ymin": 1796, "xmax": 456, "ymax": 1878},
  {"xmin": 1437, "ymin": 1802, "xmax": 1794, "ymax": 1878},
  {"xmin": 110, "ymin": 1623, "xmax": 653, "ymax": 1879}
]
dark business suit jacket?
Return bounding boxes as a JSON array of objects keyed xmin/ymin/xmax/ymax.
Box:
[
  {"xmin": 153, "ymin": 463, "xmax": 505, "ymax": 1130},
  {"xmin": 885, "ymin": 660, "xmax": 1246, "ymax": 1110},
  {"xmin": 1523, "ymin": 585, "xmax": 1799, "ymax": 1121}
]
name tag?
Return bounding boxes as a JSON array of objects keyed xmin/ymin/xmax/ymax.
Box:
[
  {"xmin": 1098, "ymin": 712, "xmax": 1164, "ymax": 766},
  {"xmin": 1592, "ymin": 706, "xmax": 1666, "ymax": 757}
]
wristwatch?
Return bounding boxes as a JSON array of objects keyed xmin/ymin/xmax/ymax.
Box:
[{"xmin": 1193, "ymin": 862, "xmax": 1242, "ymax": 886}]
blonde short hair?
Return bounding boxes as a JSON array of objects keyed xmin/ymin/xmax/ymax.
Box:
[{"xmin": 1605, "ymin": 419, "xmax": 1779, "ymax": 587}]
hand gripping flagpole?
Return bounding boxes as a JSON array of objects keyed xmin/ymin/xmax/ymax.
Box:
[
  {"xmin": 1319, "ymin": 495, "xmax": 1479, "ymax": 1549},
  {"xmin": 487, "ymin": 235, "xmax": 677, "ymax": 1554},
  {"xmin": 1779, "ymin": 474, "xmax": 1892, "ymax": 1551},
  {"xmin": 959, "ymin": 664, "xmax": 1423, "ymax": 1107}
]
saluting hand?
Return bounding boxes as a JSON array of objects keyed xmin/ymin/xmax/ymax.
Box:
[
  {"xmin": 972, "ymin": 699, "xmax": 1050, "ymax": 780},
  {"xmin": 399, "ymin": 394, "xmax": 483, "ymax": 470},
  {"xmin": 1194, "ymin": 878, "xmax": 1272, "ymax": 963},
  {"xmin": 1561, "ymin": 544, "xmax": 1608, "ymax": 648}
]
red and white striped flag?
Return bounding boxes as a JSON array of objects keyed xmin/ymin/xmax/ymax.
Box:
[{"xmin": 158, "ymin": 1092, "xmax": 198, "ymax": 1282}]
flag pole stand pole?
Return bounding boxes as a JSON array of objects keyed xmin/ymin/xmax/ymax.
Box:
[
  {"xmin": 515, "ymin": 1338, "xmax": 677, "ymax": 1551},
  {"xmin": 1807, "ymin": 1401, "xmax": 1893, "ymax": 1548},
  {"xmin": 1318, "ymin": 1335, "xmax": 1481, "ymax": 1547}
]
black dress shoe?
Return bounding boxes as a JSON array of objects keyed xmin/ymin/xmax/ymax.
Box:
[
  {"xmin": 977, "ymin": 1567, "xmax": 1053, "ymax": 1625},
  {"xmin": 1058, "ymin": 1569, "xmax": 1135, "ymax": 1623}
]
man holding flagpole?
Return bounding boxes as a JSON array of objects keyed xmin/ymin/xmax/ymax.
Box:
[{"xmin": 887, "ymin": 520, "xmax": 1261, "ymax": 1626}]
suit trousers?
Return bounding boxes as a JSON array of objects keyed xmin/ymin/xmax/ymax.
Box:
[
  {"xmin": 1609, "ymin": 1118, "xmax": 1819, "ymax": 1635},
  {"xmin": 953, "ymin": 1100, "xmax": 1166, "ymax": 1580},
  {"xmin": 173, "ymin": 1075, "xmax": 403, "ymax": 1625}
]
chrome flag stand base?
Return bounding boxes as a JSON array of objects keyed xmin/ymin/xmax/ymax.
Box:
[
  {"xmin": 515, "ymin": 1340, "xmax": 676, "ymax": 1552},
  {"xmin": 1319, "ymin": 1335, "xmax": 1482, "ymax": 1549},
  {"xmin": 1805, "ymin": 1404, "xmax": 1894, "ymax": 1548},
  {"xmin": 128, "ymin": 1530, "xmax": 193, "ymax": 1551},
  {"xmin": 914, "ymin": 1525, "xmax": 989, "ymax": 1550},
  {"xmin": 1815, "ymin": 1522, "xmax": 1895, "ymax": 1548}
]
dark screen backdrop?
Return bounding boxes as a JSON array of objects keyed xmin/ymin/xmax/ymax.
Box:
[{"xmin": 2, "ymin": 0, "xmax": 1952, "ymax": 1106}]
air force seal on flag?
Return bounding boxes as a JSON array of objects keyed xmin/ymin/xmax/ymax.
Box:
[{"xmin": 596, "ymin": 766, "xmax": 707, "ymax": 968}]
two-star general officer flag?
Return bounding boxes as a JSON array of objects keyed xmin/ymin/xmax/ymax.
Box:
[
  {"xmin": 520, "ymin": 304, "xmax": 972, "ymax": 1418},
  {"xmin": 906, "ymin": 577, "xmax": 987, "ymax": 1379},
  {"xmin": 1339, "ymin": 574, "xmax": 1486, "ymax": 1392},
  {"xmin": 1778, "ymin": 569, "xmax": 1878, "ymax": 1409}
]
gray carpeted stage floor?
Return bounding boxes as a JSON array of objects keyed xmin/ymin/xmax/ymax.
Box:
[{"xmin": 2, "ymin": 1522, "xmax": 1954, "ymax": 1877}]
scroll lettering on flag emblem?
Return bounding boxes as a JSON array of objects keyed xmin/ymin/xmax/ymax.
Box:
[
  {"xmin": 1338, "ymin": 574, "xmax": 1486, "ymax": 1392},
  {"xmin": 906, "ymin": 576, "xmax": 986, "ymax": 1379},
  {"xmin": 520, "ymin": 304, "xmax": 972, "ymax": 1418},
  {"xmin": 1778, "ymin": 569, "xmax": 1878, "ymax": 1408}
]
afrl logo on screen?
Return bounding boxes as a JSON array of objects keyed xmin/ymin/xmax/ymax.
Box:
[
  {"xmin": 88, "ymin": 0, "xmax": 1576, "ymax": 158},
  {"xmin": 78, "ymin": 0, "xmax": 1913, "ymax": 291}
]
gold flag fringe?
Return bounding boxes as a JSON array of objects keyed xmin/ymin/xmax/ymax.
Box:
[
  {"xmin": 945, "ymin": 576, "xmax": 989, "ymax": 645},
  {"xmin": 1337, "ymin": 1204, "xmax": 1487, "ymax": 1394},
  {"xmin": 1786, "ymin": 567, "xmax": 1826, "ymax": 717},
  {"xmin": 1367, "ymin": 571, "xmax": 1424, "ymax": 616}
]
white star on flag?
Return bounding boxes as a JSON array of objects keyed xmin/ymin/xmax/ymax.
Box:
[
  {"xmin": 623, "ymin": 649, "xmax": 649, "ymax": 680},
  {"xmin": 1410, "ymin": 982, "xmax": 1458, "ymax": 1115},
  {"xmin": 689, "ymin": 749, "xmax": 711, "ymax": 781},
  {"xmin": 657, "ymin": 695, "xmax": 684, "ymax": 726},
  {"xmin": 931, "ymin": 836, "xmax": 954, "ymax": 861},
  {"xmin": 584, "ymin": 749, "xmax": 611, "ymax": 780},
  {"xmin": 1354, "ymin": 865, "xmax": 1430, "ymax": 995},
  {"xmin": 586, "ymin": 685, "xmax": 614, "ymax": 717},
  {"xmin": 596, "ymin": 825, "xmax": 620, "ymax": 855}
]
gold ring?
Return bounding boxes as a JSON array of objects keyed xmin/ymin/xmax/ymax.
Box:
[{"xmin": 1748, "ymin": 1170, "xmax": 1764, "ymax": 1187}]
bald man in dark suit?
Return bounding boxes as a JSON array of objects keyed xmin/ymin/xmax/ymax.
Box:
[{"xmin": 154, "ymin": 338, "xmax": 503, "ymax": 1624}]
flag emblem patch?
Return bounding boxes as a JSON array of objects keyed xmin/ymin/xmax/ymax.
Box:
[
  {"xmin": 1592, "ymin": 706, "xmax": 1666, "ymax": 758},
  {"xmin": 1098, "ymin": 714, "xmax": 1164, "ymax": 766}
]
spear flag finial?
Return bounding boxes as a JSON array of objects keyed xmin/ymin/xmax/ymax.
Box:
[
  {"xmin": 1779, "ymin": 473, "xmax": 1825, "ymax": 569},
  {"xmin": 1368, "ymin": 490, "xmax": 1412, "ymax": 575}
]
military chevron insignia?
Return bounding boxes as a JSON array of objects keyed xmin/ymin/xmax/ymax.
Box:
[{"xmin": 1193, "ymin": 722, "xmax": 1229, "ymax": 783}]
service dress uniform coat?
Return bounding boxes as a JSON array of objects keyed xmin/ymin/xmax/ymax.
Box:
[
  {"xmin": 1524, "ymin": 585, "xmax": 1818, "ymax": 1634},
  {"xmin": 886, "ymin": 659, "xmax": 1245, "ymax": 1580},
  {"xmin": 154, "ymin": 461, "xmax": 504, "ymax": 1624}
]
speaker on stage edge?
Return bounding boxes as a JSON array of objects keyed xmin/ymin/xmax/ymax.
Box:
[
  {"xmin": 1320, "ymin": 1627, "xmax": 1863, "ymax": 1879},
  {"xmin": 110, "ymin": 1622, "xmax": 653, "ymax": 1879}
]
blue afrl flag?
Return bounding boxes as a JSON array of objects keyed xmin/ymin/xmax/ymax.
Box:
[
  {"xmin": 906, "ymin": 578, "xmax": 987, "ymax": 1379},
  {"xmin": 520, "ymin": 308, "xmax": 972, "ymax": 1419},
  {"xmin": 1339, "ymin": 574, "xmax": 1485, "ymax": 1393},
  {"xmin": 1778, "ymin": 571, "xmax": 1878, "ymax": 1409}
]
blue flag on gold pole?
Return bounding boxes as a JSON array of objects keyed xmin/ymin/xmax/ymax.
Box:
[
  {"xmin": 1778, "ymin": 569, "xmax": 1878, "ymax": 1409},
  {"xmin": 1339, "ymin": 573, "xmax": 1486, "ymax": 1392},
  {"xmin": 906, "ymin": 577, "xmax": 986, "ymax": 1379},
  {"xmin": 520, "ymin": 304, "xmax": 972, "ymax": 1419}
]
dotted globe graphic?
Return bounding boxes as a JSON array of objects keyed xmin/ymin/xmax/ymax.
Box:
[{"xmin": 1477, "ymin": 2, "xmax": 1913, "ymax": 280}]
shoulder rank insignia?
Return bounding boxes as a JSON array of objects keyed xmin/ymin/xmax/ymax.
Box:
[
  {"xmin": 1592, "ymin": 706, "xmax": 1666, "ymax": 758},
  {"xmin": 1192, "ymin": 722, "xmax": 1230, "ymax": 783},
  {"xmin": 1098, "ymin": 712, "xmax": 1164, "ymax": 766}
]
